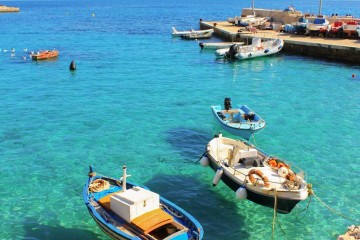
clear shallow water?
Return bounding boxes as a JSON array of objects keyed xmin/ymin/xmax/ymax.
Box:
[{"xmin": 0, "ymin": 0, "xmax": 359, "ymax": 239}]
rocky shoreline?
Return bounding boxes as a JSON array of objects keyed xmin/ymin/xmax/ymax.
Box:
[{"xmin": 0, "ymin": 5, "xmax": 20, "ymax": 12}]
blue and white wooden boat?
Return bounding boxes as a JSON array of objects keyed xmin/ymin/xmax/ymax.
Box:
[
  {"xmin": 199, "ymin": 133, "xmax": 310, "ymax": 214},
  {"xmin": 84, "ymin": 165, "xmax": 203, "ymax": 240},
  {"xmin": 211, "ymin": 98, "xmax": 266, "ymax": 140}
]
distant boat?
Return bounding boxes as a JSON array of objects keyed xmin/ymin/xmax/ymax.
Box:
[
  {"xmin": 291, "ymin": 17, "xmax": 308, "ymax": 34},
  {"xmin": 306, "ymin": 17, "xmax": 330, "ymax": 36},
  {"xmin": 215, "ymin": 37, "xmax": 284, "ymax": 60},
  {"xmin": 328, "ymin": 20, "xmax": 344, "ymax": 37},
  {"xmin": 235, "ymin": 15, "xmax": 268, "ymax": 27},
  {"xmin": 211, "ymin": 98, "xmax": 265, "ymax": 140},
  {"xmin": 199, "ymin": 133, "xmax": 310, "ymax": 214},
  {"xmin": 180, "ymin": 30, "xmax": 214, "ymax": 39},
  {"xmin": 84, "ymin": 165, "xmax": 204, "ymax": 240},
  {"xmin": 199, "ymin": 41, "xmax": 243, "ymax": 50},
  {"xmin": 172, "ymin": 27, "xmax": 213, "ymax": 37},
  {"xmin": 30, "ymin": 49, "xmax": 59, "ymax": 60},
  {"xmin": 343, "ymin": 21, "xmax": 360, "ymax": 36}
]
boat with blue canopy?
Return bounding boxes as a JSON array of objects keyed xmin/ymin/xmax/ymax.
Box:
[
  {"xmin": 83, "ymin": 165, "xmax": 204, "ymax": 240},
  {"xmin": 211, "ymin": 98, "xmax": 266, "ymax": 140}
]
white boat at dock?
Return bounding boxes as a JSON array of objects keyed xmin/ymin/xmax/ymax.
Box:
[
  {"xmin": 215, "ymin": 37, "xmax": 284, "ymax": 60},
  {"xmin": 199, "ymin": 41, "xmax": 244, "ymax": 50},
  {"xmin": 172, "ymin": 27, "xmax": 214, "ymax": 37}
]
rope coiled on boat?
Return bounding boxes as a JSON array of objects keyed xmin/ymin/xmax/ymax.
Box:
[{"xmin": 89, "ymin": 179, "xmax": 110, "ymax": 192}]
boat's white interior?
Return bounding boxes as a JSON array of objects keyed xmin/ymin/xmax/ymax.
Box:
[{"xmin": 207, "ymin": 135, "xmax": 307, "ymax": 194}]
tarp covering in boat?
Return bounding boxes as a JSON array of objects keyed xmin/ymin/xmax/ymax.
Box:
[{"xmin": 131, "ymin": 208, "xmax": 174, "ymax": 234}]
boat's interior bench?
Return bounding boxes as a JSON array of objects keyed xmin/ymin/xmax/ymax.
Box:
[{"xmin": 232, "ymin": 148, "xmax": 264, "ymax": 168}]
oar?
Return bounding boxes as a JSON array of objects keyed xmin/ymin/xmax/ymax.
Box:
[{"xmin": 195, "ymin": 151, "xmax": 207, "ymax": 163}]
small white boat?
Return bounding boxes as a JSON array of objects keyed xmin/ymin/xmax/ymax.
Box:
[
  {"xmin": 199, "ymin": 133, "xmax": 310, "ymax": 214},
  {"xmin": 215, "ymin": 37, "xmax": 284, "ymax": 60},
  {"xmin": 235, "ymin": 15, "xmax": 268, "ymax": 27},
  {"xmin": 199, "ymin": 41, "xmax": 243, "ymax": 50},
  {"xmin": 180, "ymin": 30, "xmax": 214, "ymax": 40},
  {"xmin": 172, "ymin": 27, "xmax": 213, "ymax": 37}
]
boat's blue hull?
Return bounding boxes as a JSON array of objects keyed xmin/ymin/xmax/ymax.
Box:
[
  {"xmin": 83, "ymin": 170, "xmax": 203, "ymax": 240},
  {"xmin": 211, "ymin": 105, "xmax": 265, "ymax": 140}
]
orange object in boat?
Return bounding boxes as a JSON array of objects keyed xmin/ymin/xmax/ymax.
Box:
[
  {"xmin": 248, "ymin": 169, "xmax": 270, "ymax": 188},
  {"xmin": 131, "ymin": 208, "xmax": 174, "ymax": 234},
  {"xmin": 31, "ymin": 49, "xmax": 59, "ymax": 60}
]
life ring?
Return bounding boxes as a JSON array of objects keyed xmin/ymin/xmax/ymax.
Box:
[{"xmin": 248, "ymin": 169, "xmax": 270, "ymax": 188}]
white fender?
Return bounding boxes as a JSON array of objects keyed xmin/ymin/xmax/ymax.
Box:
[
  {"xmin": 278, "ymin": 166, "xmax": 289, "ymax": 178},
  {"xmin": 235, "ymin": 187, "xmax": 247, "ymax": 200},
  {"xmin": 212, "ymin": 167, "xmax": 223, "ymax": 187},
  {"xmin": 200, "ymin": 156, "xmax": 210, "ymax": 167}
]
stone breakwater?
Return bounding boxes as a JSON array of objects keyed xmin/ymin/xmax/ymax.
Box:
[
  {"xmin": 0, "ymin": 5, "xmax": 20, "ymax": 12},
  {"xmin": 337, "ymin": 225, "xmax": 360, "ymax": 240}
]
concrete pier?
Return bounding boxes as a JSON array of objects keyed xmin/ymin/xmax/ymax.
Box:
[
  {"xmin": 0, "ymin": 5, "xmax": 20, "ymax": 13},
  {"xmin": 200, "ymin": 20, "xmax": 360, "ymax": 63}
]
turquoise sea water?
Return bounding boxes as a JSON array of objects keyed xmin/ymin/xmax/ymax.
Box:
[{"xmin": 0, "ymin": 0, "xmax": 359, "ymax": 239}]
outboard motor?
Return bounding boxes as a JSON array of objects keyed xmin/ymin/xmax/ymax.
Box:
[
  {"xmin": 224, "ymin": 97, "xmax": 232, "ymax": 111},
  {"xmin": 225, "ymin": 44, "xmax": 237, "ymax": 59}
]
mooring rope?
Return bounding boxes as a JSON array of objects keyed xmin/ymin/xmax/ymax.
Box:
[
  {"xmin": 272, "ymin": 190, "xmax": 278, "ymax": 240},
  {"xmin": 251, "ymin": 134, "xmax": 258, "ymax": 147},
  {"xmin": 309, "ymin": 187, "xmax": 359, "ymax": 222},
  {"xmin": 275, "ymin": 216, "xmax": 289, "ymax": 240},
  {"xmin": 293, "ymin": 194, "xmax": 313, "ymax": 219}
]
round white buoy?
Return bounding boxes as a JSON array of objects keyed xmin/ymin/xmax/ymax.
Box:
[
  {"xmin": 235, "ymin": 187, "xmax": 247, "ymax": 200},
  {"xmin": 199, "ymin": 156, "xmax": 209, "ymax": 167},
  {"xmin": 212, "ymin": 167, "xmax": 223, "ymax": 187},
  {"xmin": 278, "ymin": 167, "xmax": 289, "ymax": 178}
]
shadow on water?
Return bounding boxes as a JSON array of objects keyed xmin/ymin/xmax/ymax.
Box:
[
  {"xmin": 164, "ymin": 128, "xmax": 213, "ymax": 162},
  {"xmin": 22, "ymin": 218, "xmax": 103, "ymax": 240},
  {"xmin": 144, "ymin": 174, "xmax": 251, "ymax": 240}
]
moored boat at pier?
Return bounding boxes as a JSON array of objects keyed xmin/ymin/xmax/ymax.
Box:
[
  {"xmin": 172, "ymin": 27, "xmax": 213, "ymax": 38},
  {"xmin": 199, "ymin": 41, "xmax": 243, "ymax": 50},
  {"xmin": 215, "ymin": 37, "xmax": 283, "ymax": 60}
]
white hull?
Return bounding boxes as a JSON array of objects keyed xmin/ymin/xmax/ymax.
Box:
[
  {"xmin": 172, "ymin": 27, "xmax": 214, "ymax": 37},
  {"xmin": 215, "ymin": 37, "xmax": 284, "ymax": 60},
  {"xmin": 199, "ymin": 42, "xmax": 243, "ymax": 50}
]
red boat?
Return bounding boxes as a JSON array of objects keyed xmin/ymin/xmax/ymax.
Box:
[
  {"xmin": 343, "ymin": 21, "xmax": 360, "ymax": 36},
  {"xmin": 328, "ymin": 21, "xmax": 344, "ymax": 37},
  {"xmin": 31, "ymin": 49, "xmax": 59, "ymax": 60}
]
